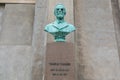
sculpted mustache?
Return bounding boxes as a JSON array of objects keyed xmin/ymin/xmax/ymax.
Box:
[{"xmin": 57, "ymin": 13, "xmax": 64, "ymax": 14}]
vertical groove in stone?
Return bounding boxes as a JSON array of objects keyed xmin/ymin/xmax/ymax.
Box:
[
  {"xmin": 74, "ymin": 0, "xmax": 84, "ymax": 80},
  {"xmin": 31, "ymin": 0, "xmax": 48, "ymax": 80},
  {"xmin": 118, "ymin": 0, "xmax": 120, "ymax": 8},
  {"xmin": 111, "ymin": 0, "xmax": 120, "ymax": 61}
]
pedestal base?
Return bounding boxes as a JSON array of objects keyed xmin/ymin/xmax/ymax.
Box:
[{"xmin": 45, "ymin": 42, "xmax": 75, "ymax": 80}]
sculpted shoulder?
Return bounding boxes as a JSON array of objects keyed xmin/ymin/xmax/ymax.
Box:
[
  {"xmin": 67, "ymin": 24, "xmax": 76, "ymax": 32},
  {"xmin": 44, "ymin": 23, "xmax": 55, "ymax": 32}
]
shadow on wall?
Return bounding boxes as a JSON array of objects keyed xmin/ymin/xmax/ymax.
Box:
[
  {"xmin": 0, "ymin": 4, "xmax": 5, "ymax": 32},
  {"xmin": 111, "ymin": 0, "xmax": 120, "ymax": 61}
]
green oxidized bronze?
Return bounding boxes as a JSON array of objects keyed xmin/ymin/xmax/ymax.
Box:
[{"xmin": 44, "ymin": 4, "xmax": 76, "ymax": 42}]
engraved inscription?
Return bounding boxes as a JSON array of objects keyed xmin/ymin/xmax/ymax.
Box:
[{"xmin": 49, "ymin": 62, "xmax": 71, "ymax": 76}]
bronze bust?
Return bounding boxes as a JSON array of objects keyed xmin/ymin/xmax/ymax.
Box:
[{"xmin": 44, "ymin": 4, "xmax": 76, "ymax": 42}]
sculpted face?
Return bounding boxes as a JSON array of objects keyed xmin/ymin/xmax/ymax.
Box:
[{"xmin": 54, "ymin": 4, "xmax": 66, "ymax": 19}]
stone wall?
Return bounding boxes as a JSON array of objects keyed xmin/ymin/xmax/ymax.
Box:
[
  {"xmin": 0, "ymin": 4, "xmax": 34, "ymax": 45},
  {"xmin": 0, "ymin": 0, "xmax": 120, "ymax": 80},
  {"xmin": 74, "ymin": 0, "xmax": 120, "ymax": 80},
  {"xmin": 0, "ymin": 4, "xmax": 35, "ymax": 80}
]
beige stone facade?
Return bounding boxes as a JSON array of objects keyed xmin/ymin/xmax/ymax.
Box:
[{"xmin": 0, "ymin": 0, "xmax": 120, "ymax": 80}]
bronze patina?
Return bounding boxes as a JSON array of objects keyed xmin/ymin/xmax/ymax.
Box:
[{"xmin": 44, "ymin": 4, "xmax": 76, "ymax": 42}]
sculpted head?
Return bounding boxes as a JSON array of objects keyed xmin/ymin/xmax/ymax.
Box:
[{"xmin": 54, "ymin": 4, "xmax": 66, "ymax": 20}]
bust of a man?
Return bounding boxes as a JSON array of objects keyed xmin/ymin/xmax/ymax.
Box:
[{"xmin": 44, "ymin": 4, "xmax": 76, "ymax": 42}]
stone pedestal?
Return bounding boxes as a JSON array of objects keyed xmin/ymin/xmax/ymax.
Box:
[{"xmin": 45, "ymin": 42, "xmax": 75, "ymax": 80}]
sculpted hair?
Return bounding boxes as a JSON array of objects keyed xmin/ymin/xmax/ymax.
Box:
[{"xmin": 54, "ymin": 4, "xmax": 66, "ymax": 16}]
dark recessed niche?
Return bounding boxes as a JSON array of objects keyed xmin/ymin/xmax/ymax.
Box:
[{"xmin": 0, "ymin": 3, "xmax": 5, "ymax": 7}]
